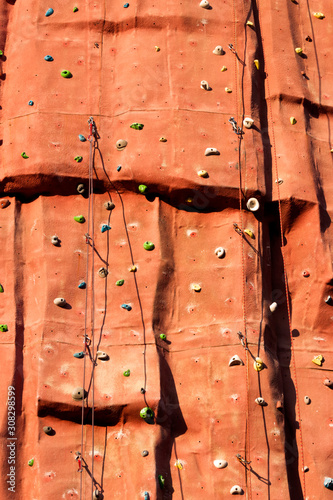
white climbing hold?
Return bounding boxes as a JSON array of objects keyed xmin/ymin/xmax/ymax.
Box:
[
  {"xmin": 198, "ymin": 170, "xmax": 209, "ymax": 178},
  {"xmin": 51, "ymin": 235, "xmax": 59, "ymax": 246},
  {"xmin": 96, "ymin": 351, "xmax": 109, "ymax": 360},
  {"xmin": 214, "ymin": 459, "xmax": 228, "ymax": 469},
  {"xmin": 201, "ymin": 80, "xmax": 210, "ymax": 90},
  {"xmin": 104, "ymin": 201, "xmax": 115, "ymax": 210},
  {"xmin": 229, "ymin": 355, "xmax": 244, "ymax": 366},
  {"xmin": 54, "ymin": 298, "xmax": 66, "ymax": 307},
  {"xmin": 199, "ymin": 0, "xmax": 210, "ymax": 8},
  {"xmin": 269, "ymin": 302, "xmax": 278, "ymax": 312},
  {"xmin": 304, "ymin": 396, "xmax": 311, "ymax": 405},
  {"xmin": 215, "ymin": 247, "xmax": 225, "ymax": 258},
  {"xmin": 243, "ymin": 117, "xmax": 254, "ymax": 129},
  {"xmin": 213, "ymin": 45, "xmax": 223, "ymax": 55},
  {"xmin": 98, "ymin": 267, "xmax": 108, "ymax": 278},
  {"xmin": 255, "ymin": 397, "xmax": 266, "ymax": 406},
  {"xmin": 230, "ymin": 485, "xmax": 243, "ymax": 495},
  {"xmin": 275, "ymin": 178, "xmax": 283, "ymax": 185},
  {"xmin": 205, "ymin": 147, "xmax": 220, "ymax": 156},
  {"xmin": 246, "ymin": 198, "xmax": 260, "ymax": 211}
]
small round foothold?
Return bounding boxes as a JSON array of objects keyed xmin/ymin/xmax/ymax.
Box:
[
  {"xmin": 198, "ymin": 170, "xmax": 208, "ymax": 178},
  {"xmin": 199, "ymin": 0, "xmax": 210, "ymax": 8},
  {"xmin": 255, "ymin": 397, "xmax": 266, "ymax": 406},
  {"xmin": 159, "ymin": 137, "xmax": 167, "ymax": 142},
  {"xmin": 104, "ymin": 201, "xmax": 115, "ymax": 210},
  {"xmin": 200, "ymin": 80, "xmax": 210, "ymax": 90},
  {"xmin": 44, "ymin": 55, "xmax": 54, "ymax": 61},
  {"xmin": 295, "ymin": 47, "xmax": 303, "ymax": 54},
  {"xmin": 192, "ymin": 284, "xmax": 201, "ymax": 292},
  {"xmin": 140, "ymin": 388, "xmax": 146, "ymax": 394},
  {"xmin": 43, "ymin": 426, "xmax": 53, "ymax": 435},
  {"xmin": 140, "ymin": 407, "xmax": 154, "ymax": 419},
  {"xmin": 303, "ymin": 466, "xmax": 309, "ymax": 472},
  {"xmin": 28, "ymin": 458, "xmax": 34, "ymax": 467},
  {"xmin": 129, "ymin": 265, "xmax": 137, "ymax": 272},
  {"xmin": 45, "ymin": 8, "xmax": 54, "ymax": 16},
  {"xmin": 0, "ymin": 324, "xmax": 8, "ymax": 332},
  {"xmin": 304, "ymin": 396, "xmax": 311, "ymax": 405},
  {"xmin": 116, "ymin": 279, "xmax": 124, "ymax": 286},
  {"xmin": 225, "ymin": 87, "xmax": 232, "ymax": 93},
  {"xmin": 121, "ymin": 303, "xmax": 132, "ymax": 311},
  {"xmin": 72, "ymin": 387, "xmax": 87, "ymax": 401},
  {"xmin": 61, "ymin": 70, "xmax": 73, "ymax": 78},
  {"xmin": 254, "ymin": 357, "xmax": 264, "ymax": 372},
  {"xmin": 230, "ymin": 485, "xmax": 243, "ymax": 495},
  {"xmin": 221, "ymin": 66, "xmax": 227, "ymax": 72},
  {"xmin": 215, "ymin": 247, "xmax": 225, "ymax": 258},
  {"xmin": 290, "ymin": 116, "xmax": 297, "ymax": 125},
  {"xmin": 97, "ymin": 351, "xmax": 109, "ymax": 360},
  {"xmin": 158, "ymin": 475, "xmax": 165, "ymax": 489},
  {"xmin": 276, "ymin": 400, "xmax": 283, "ymax": 410},
  {"xmin": 51, "ymin": 235, "xmax": 60, "ymax": 246},
  {"xmin": 98, "ymin": 267, "xmax": 108, "ymax": 278},
  {"xmin": 160, "ymin": 333, "xmax": 167, "ymax": 340},
  {"xmin": 116, "ymin": 139, "xmax": 127, "ymax": 150},
  {"xmin": 54, "ymin": 297, "xmax": 66, "ymax": 307},
  {"xmin": 93, "ymin": 489, "xmax": 104, "ymax": 500},
  {"xmin": 204, "ymin": 147, "xmax": 220, "ymax": 156},
  {"xmin": 302, "ymin": 270, "xmax": 310, "ymax": 277},
  {"xmin": 246, "ymin": 197, "xmax": 260, "ymax": 211},
  {"xmin": 269, "ymin": 302, "xmax": 278, "ymax": 312},
  {"xmin": 101, "ymin": 224, "xmax": 111, "ymax": 233},
  {"xmin": 212, "ymin": 45, "xmax": 223, "ymax": 55},
  {"xmin": 0, "ymin": 200, "xmax": 10, "ymax": 209},
  {"xmin": 74, "ymin": 215, "xmax": 85, "ymax": 223},
  {"xmin": 138, "ymin": 184, "xmax": 148, "ymax": 193},
  {"xmin": 28, "ymin": 100, "xmax": 34, "ymax": 106},
  {"xmin": 79, "ymin": 134, "xmax": 86, "ymax": 142},
  {"xmin": 229, "ymin": 355, "xmax": 244, "ymax": 366},
  {"xmin": 243, "ymin": 117, "xmax": 254, "ymax": 129},
  {"xmin": 77, "ymin": 183, "xmax": 85, "ymax": 194},
  {"xmin": 324, "ymin": 378, "xmax": 333, "ymax": 388},
  {"xmin": 21, "ymin": 152, "xmax": 29, "ymax": 159},
  {"xmin": 142, "ymin": 450, "xmax": 149, "ymax": 457},
  {"xmin": 123, "ymin": 369, "xmax": 130, "ymax": 377},
  {"xmin": 143, "ymin": 241, "xmax": 155, "ymax": 251},
  {"xmin": 213, "ymin": 459, "xmax": 228, "ymax": 469}
]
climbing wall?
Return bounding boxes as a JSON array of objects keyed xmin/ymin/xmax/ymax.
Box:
[{"xmin": 0, "ymin": 0, "xmax": 333, "ymax": 499}]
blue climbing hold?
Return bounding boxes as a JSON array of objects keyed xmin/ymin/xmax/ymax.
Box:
[
  {"xmin": 101, "ymin": 224, "xmax": 111, "ymax": 233},
  {"xmin": 79, "ymin": 134, "xmax": 86, "ymax": 142},
  {"xmin": 44, "ymin": 55, "xmax": 54, "ymax": 61},
  {"xmin": 121, "ymin": 304, "xmax": 132, "ymax": 311},
  {"xmin": 74, "ymin": 352, "xmax": 85, "ymax": 359},
  {"xmin": 324, "ymin": 478, "xmax": 333, "ymax": 490},
  {"xmin": 45, "ymin": 8, "xmax": 54, "ymax": 16},
  {"xmin": 144, "ymin": 493, "xmax": 150, "ymax": 500},
  {"xmin": 78, "ymin": 281, "xmax": 86, "ymax": 289},
  {"xmin": 124, "ymin": 2, "xmax": 129, "ymax": 7},
  {"xmin": 117, "ymin": 165, "xmax": 122, "ymax": 172},
  {"xmin": 28, "ymin": 101, "xmax": 34, "ymax": 106}
]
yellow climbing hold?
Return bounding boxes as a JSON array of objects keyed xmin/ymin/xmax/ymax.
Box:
[
  {"xmin": 295, "ymin": 47, "xmax": 303, "ymax": 54},
  {"xmin": 312, "ymin": 354, "xmax": 323, "ymax": 366},
  {"xmin": 313, "ymin": 12, "xmax": 325, "ymax": 19},
  {"xmin": 246, "ymin": 21, "xmax": 254, "ymax": 28},
  {"xmin": 159, "ymin": 137, "xmax": 167, "ymax": 142},
  {"xmin": 186, "ymin": 197, "xmax": 193, "ymax": 203},
  {"xmin": 244, "ymin": 229, "xmax": 254, "ymax": 239},
  {"xmin": 192, "ymin": 284, "xmax": 201, "ymax": 292},
  {"xmin": 254, "ymin": 357, "xmax": 264, "ymax": 372},
  {"xmin": 225, "ymin": 87, "xmax": 232, "ymax": 93},
  {"xmin": 254, "ymin": 59, "xmax": 259, "ymax": 70},
  {"xmin": 155, "ymin": 46, "xmax": 161, "ymax": 52},
  {"xmin": 175, "ymin": 460, "xmax": 183, "ymax": 470},
  {"xmin": 129, "ymin": 265, "xmax": 137, "ymax": 272},
  {"xmin": 221, "ymin": 66, "xmax": 227, "ymax": 72},
  {"xmin": 290, "ymin": 117, "xmax": 297, "ymax": 125},
  {"xmin": 198, "ymin": 170, "xmax": 208, "ymax": 178}
]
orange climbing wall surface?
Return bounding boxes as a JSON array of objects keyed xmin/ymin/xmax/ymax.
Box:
[{"xmin": 0, "ymin": 0, "xmax": 333, "ymax": 499}]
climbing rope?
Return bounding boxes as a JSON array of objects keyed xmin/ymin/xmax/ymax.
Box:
[{"xmin": 255, "ymin": 0, "xmax": 306, "ymax": 496}]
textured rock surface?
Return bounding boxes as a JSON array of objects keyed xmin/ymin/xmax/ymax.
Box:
[{"xmin": 0, "ymin": 1, "xmax": 332, "ymax": 499}]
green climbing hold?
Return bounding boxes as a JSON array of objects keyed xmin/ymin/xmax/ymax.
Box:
[
  {"xmin": 73, "ymin": 6, "xmax": 78, "ymax": 12},
  {"xmin": 140, "ymin": 407, "xmax": 154, "ymax": 419},
  {"xmin": 0, "ymin": 284, "xmax": 3, "ymax": 293},
  {"xmin": 130, "ymin": 123, "xmax": 144, "ymax": 130},
  {"xmin": 74, "ymin": 156, "xmax": 83, "ymax": 162},
  {"xmin": 116, "ymin": 279, "xmax": 124, "ymax": 286},
  {"xmin": 21, "ymin": 152, "xmax": 29, "ymax": 159},
  {"xmin": 61, "ymin": 70, "xmax": 72, "ymax": 78},
  {"xmin": 138, "ymin": 184, "xmax": 148, "ymax": 194},
  {"xmin": 28, "ymin": 458, "xmax": 34, "ymax": 467},
  {"xmin": 143, "ymin": 241, "xmax": 155, "ymax": 251},
  {"xmin": 123, "ymin": 370, "xmax": 130, "ymax": 377},
  {"xmin": 158, "ymin": 475, "xmax": 165, "ymax": 489},
  {"xmin": 0, "ymin": 324, "xmax": 8, "ymax": 332},
  {"xmin": 74, "ymin": 215, "xmax": 85, "ymax": 223},
  {"xmin": 159, "ymin": 334, "xmax": 166, "ymax": 341},
  {"xmin": 0, "ymin": 50, "xmax": 3, "ymax": 56}
]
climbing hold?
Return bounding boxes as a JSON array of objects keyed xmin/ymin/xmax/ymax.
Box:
[
  {"xmin": 175, "ymin": 460, "xmax": 183, "ymax": 469},
  {"xmin": 246, "ymin": 20, "xmax": 254, "ymax": 28},
  {"xmin": 290, "ymin": 117, "xmax": 297, "ymax": 125},
  {"xmin": 0, "ymin": 200, "xmax": 10, "ymax": 209},
  {"xmin": 101, "ymin": 224, "xmax": 111, "ymax": 233},
  {"xmin": 123, "ymin": 369, "xmax": 130, "ymax": 377},
  {"xmin": 0, "ymin": 325, "xmax": 8, "ymax": 332},
  {"xmin": 51, "ymin": 235, "xmax": 60, "ymax": 246},
  {"xmin": 138, "ymin": 184, "xmax": 148, "ymax": 193},
  {"xmin": 21, "ymin": 152, "xmax": 29, "ymax": 159},
  {"xmin": 98, "ymin": 267, "xmax": 108, "ymax": 278},
  {"xmin": 116, "ymin": 139, "xmax": 128, "ymax": 150},
  {"xmin": 78, "ymin": 134, "xmax": 86, "ymax": 142},
  {"xmin": 324, "ymin": 378, "xmax": 333, "ymax": 388},
  {"xmin": 269, "ymin": 302, "xmax": 278, "ymax": 312},
  {"xmin": 254, "ymin": 357, "xmax": 264, "ymax": 372},
  {"xmin": 243, "ymin": 117, "xmax": 254, "ymax": 129},
  {"xmin": 213, "ymin": 459, "xmax": 228, "ymax": 469},
  {"xmin": 158, "ymin": 475, "xmax": 165, "ymax": 489},
  {"xmin": 130, "ymin": 123, "xmax": 144, "ymax": 130},
  {"xmin": 44, "ymin": 55, "xmax": 54, "ymax": 61},
  {"xmin": 198, "ymin": 169, "xmax": 209, "ymax": 178},
  {"xmin": 72, "ymin": 387, "xmax": 87, "ymax": 401},
  {"xmin": 28, "ymin": 458, "xmax": 34, "ymax": 467},
  {"xmin": 200, "ymin": 80, "xmax": 210, "ymax": 90},
  {"xmin": 313, "ymin": 12, "xmax": 325, "ymax": 19},
  {"xmin": 76, "ymin": 183, "xmax": 85, "ymax": 194},
  {"xmin": 225, "ymin": 87, "xmax": 232, "ymax": 93},
  {"xmin": 254, "ymin": 59, "xmax": 259, "ymax": 70},
  {"xmin": 199, "ymin": 0, "xmax": 210, "ymax": 8},
  {"xmin": 117, "ymin": 165, "xmax": 122, "ymax": 172},
  {"xmin": 104, "ymin": 201, "xmax": 115, "ymax": 210},
  {"xmin": 312, "ymin": 354, "xmax": 323, "ymax": 366},
  {"xmin": 303, "ymin": 466, "xmax": 309, "ymax": 472},
  {"xmin": 74, "ymin": 352, "xmax": 85, "ymax": 359},
  {"xmin": 78, "ymin": 281, "xmax": 86, "ymax": 289},
  {"xmin": 302, "ymin": 270, "xmax": 310, "ymax": 277},
  {"xmin": 43, "ymin": 426, "xmax": 53, "ymax": 435},
  {"xmin": 246, "ymin": 198, "xmax": 260, "ymax": 211},
  {"xmin": 215, "ymin": 247, "xmax": 225, "ymax": 259},
  {"xmin": 140, "ymin": 407, "xmax": 154, "ymax": 419},
  {"xmin": 255, "ymin": 397, "xmax": 266, "ymax": 406},
  {"xmin": 160, "ymin": 334, "xmax": 167, "ymax": 340},
  {"xmin": 295, "ymin": 47, "xmax": 303, "ymax": 55},
  {"xmin": 192, "ymin": 284, "xmax": 201, "ymax": 292},
  {"xmin": 61, "ymin": 70, "xmax": 72, "ymax": 78},
  {"xmin": 243, "ymin": 229, "xmax": 254, "ymax": 239},
  {"xmin": 229, "ymin": 355, "xmax": 244, "ymax": 366},
  {"xmin": 142, "ymin": 450, "xmax": 149, "ymax": 457},
  {"xmin": 324, "ymin": 478, "xmax": 333, "ymax": 490},
  {"xmin": 0, "ymin": 284, "xmax": 4, "ymax": 293},
  {"xmin": 143, "ymin": 241, "xmax": 155, "ymax": 251},
  {"xmin": 154, "ymin": 46, "xmax": 160, "ymax": 52},
  {"xmin": 144, "ymin": 493, "xmax": 150, "ymax": 500},
  {"xmin": 230, "ymin": 485, "xmax": 243, "ymax": 495},
  {"xmin": 73, "ymin": 6, "xmax": 78, "ymax": 12},
  {"xmin": 123, "ymin": 2, "xmax": 129, "ymax": 7},
  {"xmin": 186, "ymin": 198, "xmax": 193, "ymax": 203},
  {"xmin": 325, "ymin": 295, "xmax": 332, "ymax": 304},
  {"xmin": 54, "ymin": 298, "xmax": 66, "ymax": 307},
  {"xmin": 93, "ymin": 489, "xmax": 104, "ymax": 500},
  {"xmin": 213, "ymin": 45, "xmax": 223, "ymax": 55},
  {"xmin": 304, "ymin": 396, "xmax": 311, "ymax": 405},
  {"xmin": 45, "ymin": 8, "xmax": 54, "ymax": 16},
  {"xmin": 74, "ymin": 156, "xmax": 83, "ymax": 162},
  {"xmin": 116, "ymin": 280, "xmax": 124, "ymax": 286},
  {"xmin": 129, "ymin": 265, "xmax": 137, "ymax": 272},
  {"xmin": 159, "ymin": 137, "xmax": 167, "ymax": 142},
  {"xmin": 221, "ymin": 66, "xmax": 227, "ymax": 72},
  {"xmin": 28, "ymin": 100, "xmax": 34, "ymax": 106},
  {"xmin": 97, "ymin": 351, "xmax": 109, "ymax": 360},
  {"xmin": 204, "ymin": 148, "xmax": 220, "ymax": 156},
  {"xmin": 121, "ymin": 304, "xmax": 132, "ymax": 311},
  {"xmin": 276, "ymin": 400, "xmax": 283, "ymax": 410},
  {"xmin": 140, "ymin": 388, "xmax": 146, "ymax": 394},
  {"xmin": 74, "ymin": 215, "xmax": 85, "ymax": 223},
  {"xmin": 0, "ymin": 50, "xmax": 3, "ymax": 56}
]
